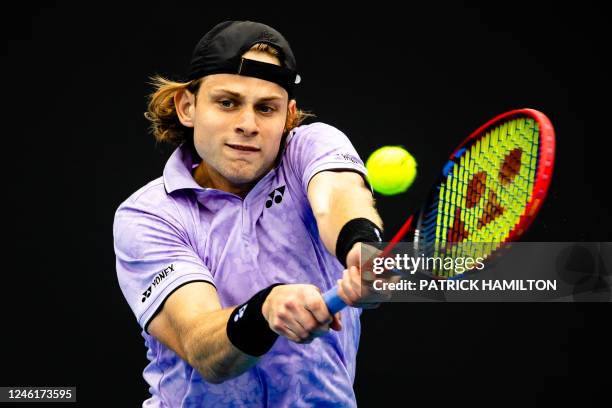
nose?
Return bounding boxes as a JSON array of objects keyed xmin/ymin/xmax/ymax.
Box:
[{"xmin": 235, "ymin": 106, "xmax": 259, "ymax": 137}]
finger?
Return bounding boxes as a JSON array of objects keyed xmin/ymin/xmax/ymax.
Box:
[
  {"xmin": 285, "ymin": 325, "xmax": 314, "ymax": 344},
  {"xmin": 293, "ymin": 304, "xmax": 329, "ymax": 339},
  {"xmin": 338, "ymin": 270, "xmax": 359, "ymax": 306},
  {"xmin": 277, "ymin": 306, "xmax": 313, "ymax": 341},
  {"xmin": 330, "ymin": 312, "xmax": 343, "ymax": 331},
  {"xmin": 296, "ymin": 309, "xmax": 329, "ymax": 337},
  {"xmin": 291, "ymin": 317, "xmax": 315, "ymax": 341},
  {"xmin": 269, "ymin": 318, "xmax": 303, "ymax": 343},
  {"xmin": 347, "ymin": 266, "xmax": 363, "ymax": 298},
  {"xmin": 304, "ymin": 291, "xmax": 333, "ymax": 326},
  {"xmin": 348, "ymin": 266, "xmax": 361, "ymax": 301},
  {"xmin": 336, "ymin": 278, "xmax": 352, "ymax": 307}
]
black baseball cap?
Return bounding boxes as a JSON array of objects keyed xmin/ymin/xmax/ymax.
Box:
[{"xmin": 187, "ymin": 21, "xmax": 301, "ymax": 98}]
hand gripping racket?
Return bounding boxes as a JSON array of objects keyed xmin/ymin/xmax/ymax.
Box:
[{"xmin": 323, "ymin": 108, "xmax": 556, "ymax": 313}]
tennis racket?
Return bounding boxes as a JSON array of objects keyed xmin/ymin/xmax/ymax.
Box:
[{"xmin": 323, "ymin": 108, "xmax": 556, "ymax": 313}]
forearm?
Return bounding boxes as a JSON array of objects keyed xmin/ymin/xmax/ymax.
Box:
[
  {"xmin": 317, "ymin": 184, "xmax": 383, "ymax": 257},
  {"xmin": 182, "ymin": 308, "xmax": 259, "ymax": 384}
]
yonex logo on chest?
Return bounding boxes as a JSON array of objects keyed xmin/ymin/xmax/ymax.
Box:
[{"xmin": 265, "ymin": 185, "xmax": 285, "ymax": 208}]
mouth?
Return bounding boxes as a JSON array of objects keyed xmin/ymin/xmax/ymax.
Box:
[{"xmin": 226, "ymin": 143, "xmax": 261, "ymax": 152}]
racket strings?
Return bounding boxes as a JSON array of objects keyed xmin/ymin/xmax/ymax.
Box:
[{"xmin": 424, "ymin": 117, "xmax": 541, "ymax": 276}]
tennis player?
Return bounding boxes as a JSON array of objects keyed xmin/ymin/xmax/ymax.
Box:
[{"xmin": 114, "ymin": 20, "xmax": 387, "ymax": 407}]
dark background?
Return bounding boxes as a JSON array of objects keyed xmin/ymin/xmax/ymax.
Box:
[{"xmin": 5, "ymin": 2, "xmax": 611, "ymax": 406}]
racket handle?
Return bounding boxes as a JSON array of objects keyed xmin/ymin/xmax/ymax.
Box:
[{"xmin": 323, "ymin": 285, "xmax": 347, "ymax": 314}]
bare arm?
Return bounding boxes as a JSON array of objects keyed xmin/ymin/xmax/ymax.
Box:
[
  {"xmin": 147, "ymin": 282, "xmax": 340, "ymax": 384},
  {"xmin": 308, "ymin": 170, "xmax": 392, "ymax": 307},
  {"xmin": 307, "ymin": 170, "xmax": 383, "ymax": 260},
  {"xmin": 147, "ymin": 282, "xmax": 258, "ymax": 384}
]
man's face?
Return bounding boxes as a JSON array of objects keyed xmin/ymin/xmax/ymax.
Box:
[{"xmin": 188, "ymin": 51, "xmax": 295, "ymax": 193}]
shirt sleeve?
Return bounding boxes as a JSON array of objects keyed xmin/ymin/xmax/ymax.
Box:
[
  {"xmin": 285, "ymin": 122, "xmax": 371, "ymax": 193},
  {"xmin": 113, "ymin": 195, "xmax": 214, "ymax": 331}
]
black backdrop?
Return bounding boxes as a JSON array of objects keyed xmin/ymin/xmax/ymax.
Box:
[{"xmin": 6, "ymin": 2, "xmax": 611, "ymax": 406}]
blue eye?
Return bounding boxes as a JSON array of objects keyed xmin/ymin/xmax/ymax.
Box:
[
  {"xmin": 258, "ymin": 105, "xmax": 275, "ymax": 113},
  {"xmin": 219, "ymin": 100, "xmax": 235, "ymax": 108}
]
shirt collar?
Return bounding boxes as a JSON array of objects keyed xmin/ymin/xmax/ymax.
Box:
[{"xmin": 163, "ymin": 142, "xmax": 205, "ymax": 194}]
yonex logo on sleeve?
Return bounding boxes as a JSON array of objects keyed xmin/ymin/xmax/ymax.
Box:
[
  {"xmin": 141, "ymin": 286, "xmax": 152, "ymax": 302},
  {"xmin": 334, "ymin": 153, "xmax": 360, "ymax": 164},
  {"xmin": 141, "ymin": 264, "xmax": 175, "ymax": 303},
  {"xmin": 234, "ymin": 304, "xmax": 248, "ymax": 322}
]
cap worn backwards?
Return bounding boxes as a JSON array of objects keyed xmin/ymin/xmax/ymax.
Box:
[{"xmin": 187, "ymin": 21, "xmax": 301, "ymax": 97}]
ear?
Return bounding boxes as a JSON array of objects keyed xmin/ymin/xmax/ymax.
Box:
[
  {"xmin": 288, "ymin": 99, "xmax": 297, "ymax": 117},
  {"xmin": 285, "ymin": 99, "xmax": 298, "ymax": 131},
  {"xmin": 174, "ymin": 88, "xmax": 196, "ymax": 128}
]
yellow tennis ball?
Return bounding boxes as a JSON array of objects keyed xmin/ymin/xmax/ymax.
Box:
[{"xmin": 366, "ymin": 146, "xmax": 417, "ymax": 195}]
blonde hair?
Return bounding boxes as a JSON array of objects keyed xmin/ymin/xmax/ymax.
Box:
[{"xmin": 144, "ymin": 43, "xmax": 314, "ymax": 146}]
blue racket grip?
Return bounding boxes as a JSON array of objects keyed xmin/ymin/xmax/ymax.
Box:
[{"xmin": 323, "ymin": 285, "xmax": 347, "ymax": 314}]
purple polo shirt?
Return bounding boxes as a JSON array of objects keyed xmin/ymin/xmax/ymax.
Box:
[{"xmin": 114, "ymin": 122, "xmax": 369, "ymax": 407}]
